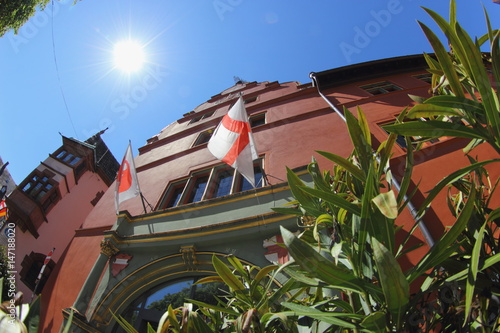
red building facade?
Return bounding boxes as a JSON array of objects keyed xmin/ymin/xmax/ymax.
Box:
[
  {"xmin": 6, "ymin": 132, "xmax": 118, "ymax": 302},
  {"xmin": 35, "ymin": 55, "xmax": 498, "ymax": 332}
]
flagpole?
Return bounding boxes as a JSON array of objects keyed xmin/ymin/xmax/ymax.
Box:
[{"xmin": 139, "ymin": 192, "xmax": 147, "ymax": 214}]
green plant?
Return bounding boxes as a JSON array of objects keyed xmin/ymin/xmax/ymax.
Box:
[{"xmin": 113, "ymin": 2, "xmax": 500, "ymax": 332}]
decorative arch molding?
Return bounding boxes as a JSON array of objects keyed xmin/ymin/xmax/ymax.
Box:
[{"xmin": 89, "ymin": 251, "xmax": 254, "ymax": 330}]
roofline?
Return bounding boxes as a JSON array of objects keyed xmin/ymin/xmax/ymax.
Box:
[{"xmin": 310, "ymin": 54, "xmax": 429, "ymax": 90}]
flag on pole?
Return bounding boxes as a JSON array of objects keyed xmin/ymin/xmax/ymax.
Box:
[
  {"xmin": 115, "ymin": 142, "xmax": 141, "ymax": 214},
  {"xmin": 31, "ymin": 248, "xmax": 55, "ymax": 301},
  {"xmin": 208, "ymin": 97, "xmax": 258, "ymax": 187},
  {"xmin": 0, "ymin": 200, "xmax": 7, "ymax": 218}
]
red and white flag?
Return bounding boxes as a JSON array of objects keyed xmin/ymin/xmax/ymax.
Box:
[
  {"xmin": 115, "ymin": 142, "xmax": 141, "ymax": 214},
  {"xmin": 208, "ymin": 97, "xmax": 258, "ymax": 187},
  {"xmin": 37, "ymin": 248, "xmax": 55, "ymax": 281},
  {"xmin": 0, "ymin": 200, "xmax": 7, "ymax": 218}
]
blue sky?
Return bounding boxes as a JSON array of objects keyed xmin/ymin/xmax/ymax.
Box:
[{"xmin": 1, "ymin": 0, "xmax": 499, "ymax": 183}]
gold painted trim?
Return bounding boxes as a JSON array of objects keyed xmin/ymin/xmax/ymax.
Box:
[
  {"xmin": 63, "ymin": 309, "xmax": 98, "ymax": 332},
  {"xmin": 106, "ymin": 213, "xmax": 293, "ymax": 245},
  {"xmin": 94, "ymin": 252, "xmax": 256, "ymax": 326},
  {"xmin": 117, "ymin": 184, "xmax": 291, "ymax": 223},
  {"xmin": 94, "ymin": 251, "xmax": 238, "ymax": 320}
]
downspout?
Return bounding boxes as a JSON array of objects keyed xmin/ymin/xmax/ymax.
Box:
[{"xmin": 309, "ymin": 72, "xmax": 435, "ymax": 247}]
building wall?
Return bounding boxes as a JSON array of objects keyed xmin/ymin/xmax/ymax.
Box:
[
  {"xmin": 15, "ymin": 168, "xmax": 110, "ymax": 297},
  {"xmin": 40, "ymin": 56, "xmax": 500, "ymax": 332}
]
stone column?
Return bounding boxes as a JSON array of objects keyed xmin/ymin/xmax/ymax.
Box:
[{"xmin": 73, "ymin": 239, "xmax": 119, "ymax": 314}]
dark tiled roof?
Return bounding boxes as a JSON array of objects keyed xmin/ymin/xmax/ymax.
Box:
[{"xmin": 85, "ymin": 133, "xmax": 119, "ymax": 185}]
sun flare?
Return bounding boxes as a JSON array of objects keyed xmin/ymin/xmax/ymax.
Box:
[{"xmin": 113, "ymin": 40, "xmax": 145, "ymax": 72}]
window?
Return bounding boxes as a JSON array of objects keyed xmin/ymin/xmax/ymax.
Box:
[
  {"xmin": 237, "ymin": 165, "xmax": 264, "ymax": 191},
  {"xmin": 20, "ymin": 252, "xmax": 55, "ymax": 293},
  {"xmin": 244, "ymin": 96, "xmax": 257, "ymax": 104},
  {"xmin": 193, "ymin": 130, "xmax": 213, "ymax": 146},
  {"xmin": 166, "ymin": 186, "xmax": 185, "ymax": 208},
  {"xmin": 187, "ymin": 175, "xmax": 209, "ymax": 203},
  {"xmin": 249, "ymin": 113, "xmax": 266, "ymax": 128},
  {"xmin": 21, "ymin": 171, "xmax": 58, "ymax": 205},
  {"xmin": 115, "ymin": 277, "xmax": 227, "ymax": 332},
  {"xmin": 159, "ymin": 160, "xmax": 265, "ymax": 210},
  {"xmin": 189, "ymin": 110, "xmax": 215, "ymax": 124},
  {"xmin": 360, "ymin": 81, "xmax": 402, "ymax": 95},
  {"xmin": 212, "ymin": 168, "xmax": 234, "ymax": 197},
  {"xmin": 54, "ymin": 148, "xmax": 83, "ymax": 167},
  {"xmin": 413, "ymin": 73, "xmax": 432, "ymax": 84}
]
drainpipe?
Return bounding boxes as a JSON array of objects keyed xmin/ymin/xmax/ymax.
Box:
[{"xmin": 309, "ymin": 72, "xmax": 435, "ymax": 247}]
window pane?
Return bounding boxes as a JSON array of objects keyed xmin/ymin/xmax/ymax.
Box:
[
  {"xmin": 63, "ymin": 153, "xmax": 74, "ymax": 162},
  {"xmin": 33, "ymin": 183, "xmax": 43, "ymax": 193},
  {"xmin": 395, "ymin": 135, "xmax": 407, "ymax": 149},
  {"xmin": 214, "ymin": 171, "xmax": 233, "ymax": 197},
  {"xmin": 240, "ymin": 167, "xmax": 263, "ymax": 192},
  {"xmin": 56, "ymin": 150, "xmax": 66, "ymax": 159},
  {"xmin": 36, "ymin": 190, "xmax": 47, "ymax": 201},
  {"xmin": 188, "ymin": 176, "xmax": 209, "ymax": 203},
  {"xmin": 195, "ymin": 132, "xmax": 212, "ymax": 146},
  {"xmin": 167, "ymin": 187, "xmax": 184, "ymax": 208},
  {"xmin": 360, "ymin": 81, "xmax": 402, "ymax": 95},
  {"xmin": 250, "ymin": 114, "xmax": 266, "ymax": 128},
  {"xmin": 69, "ymin": 156, "xmax": 81, "ymax": 166},
  {"xmin": 23, "ymin": 183, "xmax": 32, "ymax": 192}
]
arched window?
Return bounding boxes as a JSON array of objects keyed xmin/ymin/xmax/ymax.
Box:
[{"xmin": 114, "ymin": 277, "xmax": 227, "ymax": 332}]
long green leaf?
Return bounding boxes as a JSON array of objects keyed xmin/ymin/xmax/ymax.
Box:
[
  {"xmin": 487, "ymin": 207, "xmax": 500, "ymax": 223},
  {"xmin": 360, "ymin": 311, "xmax": 386, "ymax": 333},
  {"xmin": 308, "ymin": 157, "xmax": 332, "ymax": 193},
  {"xmin": 449, "ymin": 0, "xmax": 457, "ymax": 26},
  {"xmin": 383, "ymin": 120, "xmax": 486, "ymax": 140},
  {"xmin": 396, "ymin": 136, "xmax": 415, "ymax": 207},
  {"xmin": 271, "ymin": 206, "xmax": 303, "ymax": 216},
  {"xmin": 421, "ymin": 7, "xmax": 469, "ymax": 76},
  {"xmin": 455, "ymin": 23, "xmax": 500, "ymax": 142},
  {"xmin": 357, "ymin": 106, "xmax": 371, "ymax": 146},
  {"xmin": 317, "ymin": 151, "xmax": 365, "ymax": 182},
  {"xmin": 372, "ymin": 238, "xmax": 409, "ymax": 330},
  {"xmin": 298, "ymin": 186, "xmax": 361, "ymax": 216},
  {"xmin": 407, "ymin": 104, "xmax": 463, "ymax": 119},
  {"xmin": 423, "ymin": 95, "xmax": 484, "ymax": 116},
  {"xmin": 281, "ymin": 227, "xmax": 381, "ymax": 298},
  {"xmin": 417, "ymin": 20, "xmax": 464, "ymax": 98},
  {"xmin": 187, "ymin": 299, "xmax": 240, "ymax": 316},
  {"xmin": 446, "ymin": 253, "xmax": 500, "ymax": 283},
  {"xmin": 491, "ymin": 32, "xmax": 500, "ymax": 103},
  {"xmin": 464, "ymin": 220, "xmax": 487, "ymax": 323},
  {"xmin": 286, "ymin": 167, "xmax": 323, "ymax": 217},
  {"xmin": 254, "ymin": 265, "xmax": 279, "ymax": 285},
  {"xmin": 195, "ymin": 276, "xmax": 224, "ymax": 285},
  {"xmin": 345, "ymin": 108, "xmax": 372, "ymax": 172},
  {"xmin": 416, "ymin": 159, "xmax": 500, "ymax": 218},
  {"xmin": 408, "ymin": 188, "xmax": 477, "ymax": 283},
  {"xmin": 226, "ymin": 255, "xmax": 247, "ymax": 277},
  {"xmin": 212, "ymin": 255, "xmax": 246, "ymax": 291},
  {"xmin": 110, "ymin": 311, "xmax": 139, "ymax": 333},
  {"xmin": 281, "ymin": 302, "xmax": 362, "ymax": 328}
]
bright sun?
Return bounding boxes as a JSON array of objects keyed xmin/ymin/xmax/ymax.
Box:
[{"xmin": 113, "ymin": 40, "xmax": 145, "ymax": 72}]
